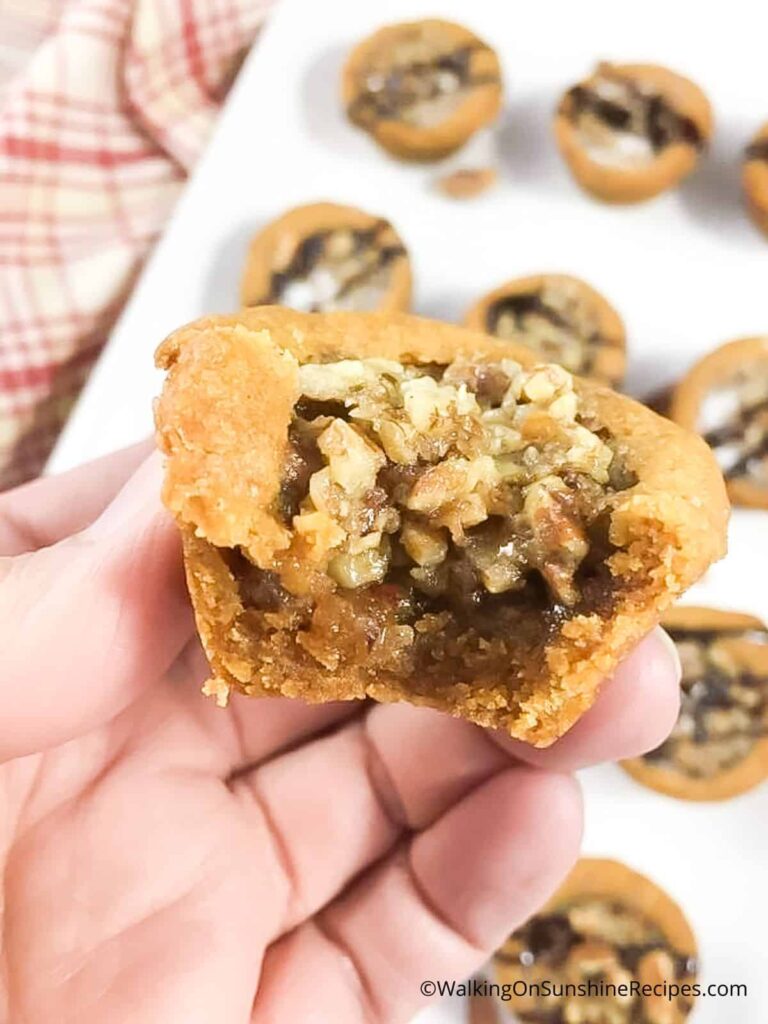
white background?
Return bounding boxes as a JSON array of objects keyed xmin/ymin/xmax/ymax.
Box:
[{"xmin": 49, "ymin": 1, "xmax": 768, "ymax": 1020}]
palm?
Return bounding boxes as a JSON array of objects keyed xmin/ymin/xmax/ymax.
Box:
[
  {"xmin": 0, "ymin": 447, "xmax": 679, "ymax": 1024},
  {"xmin": 3, "ymin": 658, "xmax": 275, "ymax": 1022}
]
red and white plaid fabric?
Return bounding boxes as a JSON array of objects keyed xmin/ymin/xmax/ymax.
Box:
[{"xmin": 0, "ymin": 0, "xmax": 274, "ymax": 490}]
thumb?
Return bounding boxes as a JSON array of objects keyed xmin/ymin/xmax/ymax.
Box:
[{"xmin": 0, "ymin": 454, "xmax": 193, "ymax": 762}]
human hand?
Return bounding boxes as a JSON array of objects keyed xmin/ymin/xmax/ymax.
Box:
[{"xmin": 0, "ymin": 445, "xmax": 680, "ymax": 1023}]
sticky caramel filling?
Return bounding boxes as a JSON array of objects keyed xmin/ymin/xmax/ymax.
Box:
[
  {"xmin": 496, "ymin": 898, "xmax": 696, "ymax": 1024},
  {"xmin": 564, "ymin": 69, "xmax": 702, "ymax": 168},
  {"xmin": 745, "ymin": 138, "xmax": 768, "ymax": 162},
  {"xmin": 226, "ymin": 356, "xmax": 636, "ymax": 680},
  {"xmin": 644, "ymin": 625, "xmax": 768, "ymax": 778},
  {"xmin": 697, "ymin": 364, "xmax": 768, "ymax": 487},
  {"xmin": 485, "ymin": 282, "xmax": 616, "ymax": 377},
  {"xmin": 350, "ymin": 32, "xmax": 497, "ymax": 129},
  {"xmin": 256, "ymin": 221, "xmax": 405, "ymax": 313}
]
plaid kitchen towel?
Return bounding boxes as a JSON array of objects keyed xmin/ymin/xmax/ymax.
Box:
[{"xmin": 0, "ymin": 0, "xmax": 274, "ymax": 490}]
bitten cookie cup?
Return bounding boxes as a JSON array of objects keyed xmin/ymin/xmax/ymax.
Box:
[
  {"xmin": 464, "ymin": 274, "xmax": 626, "ymax": 388},
  {"xmin": 239, "ymin": 202, "xmax": 411, "ymax": 314},
  {"xmin": 623, "ymin": 606, "xmax": 768, "ymax": 801},
  {"xmin": 743, "ymin": 123, "xmax": 768, "ymax": 237},
  {"xmin": 670, "ymin": 336, "xmax": 768, "ymax": 509},
  {"xmin": 494, "ymin": 858, "xmax": 698, "ymax": 1024},
  {"xmin": 154, "ymin": 310, "xmax": 727, "ymax": 747},
  {"xmin": 341, "ymin": 19, "xmax": 503, "ymax": 161},
  {"xmin": 554, "ymin": 62, "xmax": 713, "ymax": 203}
]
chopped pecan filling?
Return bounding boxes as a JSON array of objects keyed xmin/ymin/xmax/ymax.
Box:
[
  {"xmin": 696, "ymin": 364, "xmax": 768, "ymax": 487},
  {"xmin": 259, "ymin": 221, "xmax": 405, "ymax": 312},
  {"xmin": 485, "ymin": 283, "xmax": 616, "ymax": 377},
  {"xmin": 349, "ymin": 34, "xmax": 497, "ymax": 129},
  {"xmin": 225, "ymin": 356, "xmax": 635, "ymax": 677},
  {"xmin": 496, "ymin": 898, "xmax": 697, "ymax": 1024},
  {"xmin": 564, "ymin": 68, "xmax": 702, "ymax": 167},
  {"xmin": 644, "ymin": 624, "xmax": 768, "ymax": 778}
]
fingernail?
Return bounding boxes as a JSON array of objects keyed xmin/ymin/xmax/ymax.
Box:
[{"xmin": 654, "ymin": 624, "xmax": 682, "ymax": 685}]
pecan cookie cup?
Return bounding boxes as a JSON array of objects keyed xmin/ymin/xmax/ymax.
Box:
[
  {"xmin": 464, "ymin": 274, "xmax": 626, "ymax": 387},
  {"xmin": 155, "ymin": 310, "xmax": 727, "ymax": 747},
  {"xmin": 342, "ymin": 19, "xmax": 503, "ymax": 161},
  {"xmin": 623, "ymin": 606, "xmax": 768, "ymax": 801},
  {"xmin": 494, "ymin": 858, "xmax": 698, "ymax": 1024},
  {"xmin": 554, "ymin": 62, "xmax": 712, "ymax": 203},
  {"xmin": 743, "ymin": 122, "xmax": 768, "ymax": 237},
  {"xmin": 670, "ymin": 336, "xmax": 768, "ymax": 508},
  {"xmin": 240, "ymin": 202, "xmax": 411, "ymax": 314}
]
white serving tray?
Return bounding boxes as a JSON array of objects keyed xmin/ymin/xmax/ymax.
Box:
[{"xmin": 49, "ymin": 1, "xmax": 767, "ymax": 1020}]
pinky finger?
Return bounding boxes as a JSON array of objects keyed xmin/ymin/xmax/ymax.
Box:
[{"xmin": 251, "ymin": 767, "xmax": 582, "ymax": 1023}]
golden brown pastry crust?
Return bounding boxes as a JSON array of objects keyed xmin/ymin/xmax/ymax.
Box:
[
  {"xmin": 341, "ymin": 19, "xmax": 502, "ymax": 161},
  {"xmin": 239, "ymin": 201, "xmax": 411, "ymax": 312},
  {"xmin": 622, "ymin": 606, "xmax": 768, "ymax": 801},
  {"xmin": 495, "ymin": 858, "xmax": 697, "ymax": 1023},
  {"xmin": 743, "ymin": 122, "xmax": 768, "ymax": 237},
  {"xmin": 660, "ymin": 605, "xmax": 763, "ymax": 634},
  {"xmin": 669, "ymin": 336, "xmax": 768, "ymax": 509},
  {"xmin": 554, "ymin": 63, "xmax": 713, "ymax": 203},
  {"xmin": 155, "ymin": 309, "xmax": 728, "ymax": 747},
  {"xmin": 463, "ymin": 273, "xmax": 626, "ymax": 387}
]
